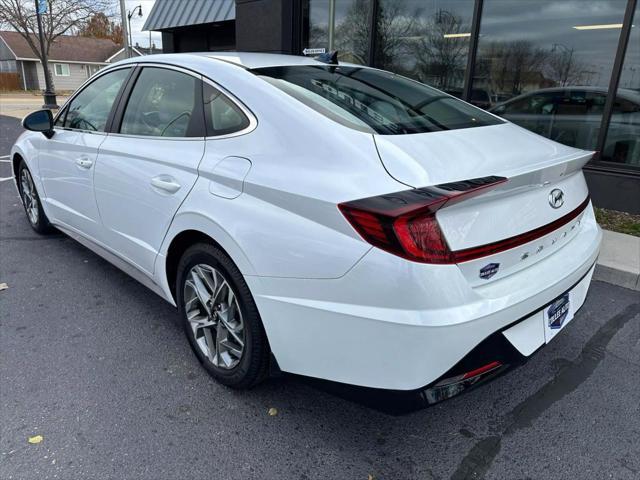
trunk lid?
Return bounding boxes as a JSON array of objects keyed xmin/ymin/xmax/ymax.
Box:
[{"xmin": 373, "ymin": 122, "xmax": 594, "ymax": 285}]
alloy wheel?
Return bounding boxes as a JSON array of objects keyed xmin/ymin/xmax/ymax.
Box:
[
  {"xmin": 20, "ymin": 169, "xmax": 39, "ymax": 225},
  {"xmin": 183, "ymin": 264, "xmax": 245, "ymax": 369}
]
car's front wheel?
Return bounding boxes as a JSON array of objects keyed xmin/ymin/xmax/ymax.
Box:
[
  {"xmin": 176, "ymin": 243, "xmax": 269, "ymax": 389},
  {"xmin": 18, "ymin": 160, "xmax": 52, "ymax": 234}
]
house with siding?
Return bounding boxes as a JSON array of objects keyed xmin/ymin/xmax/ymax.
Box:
[{"xmin": 0, "ymin": 31, "xmax": 129, "ymax": 91}]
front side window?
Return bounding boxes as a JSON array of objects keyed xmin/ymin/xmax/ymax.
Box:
[
  {"xmin": 253, "ymin": 65, "xmax": 502, "ymax": 135},
  {"xmin": 120, "ymin": 67, "xmax": 201, "ymax": 137},
  {"xmin": 54, "ymin": 63, "xmax": 70, "ymax": 76},
  {"xmin": 64, "ymin": 67, "xmax": 130, "ymax": 132},
  {"xmin": 54, "ymin": 106, "xmax": 67, "ymax": 127}
]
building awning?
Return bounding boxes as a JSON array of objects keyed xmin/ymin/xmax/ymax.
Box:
[{"xmin": 143, "ymin": 0, "xmax": 235, "ymax": 32}]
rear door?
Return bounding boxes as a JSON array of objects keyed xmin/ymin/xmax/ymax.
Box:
[
  {"xmin": 94, "ymin": 65, "xmax": 206, "ymax": 275},
  {"xmin": 39, "ymin": 67, "xmax": 131, "ymax": 239}
]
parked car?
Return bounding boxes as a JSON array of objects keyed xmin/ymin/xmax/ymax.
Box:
[
  {"xmin": 445, "ymin": 86, "xmax": 493, "ymax": 109},
  {"xmin": 490, "ymin": 86, "xmax": 640, "ymax": 166},
  {"xmin": 11, "ymin": 53, "xmax": 601, "ymax": 402}
]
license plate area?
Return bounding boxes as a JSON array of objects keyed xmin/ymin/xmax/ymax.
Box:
[{"xmin": 543, "ymin": 292, "xmax": 573, "ymax": 343}]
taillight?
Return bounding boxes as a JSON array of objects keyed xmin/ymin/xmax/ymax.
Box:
[{"xmin": 338, "ymin": 176, "xmax": 507, "ymax": 264}]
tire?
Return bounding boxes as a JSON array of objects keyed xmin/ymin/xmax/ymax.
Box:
[
  {"xmin": 17, "ymin": 160, "xmax": 53, "ymax": 234},
  {"xmin": 176, "ymin": 243, "xmax": 269, "ymax": 389}
]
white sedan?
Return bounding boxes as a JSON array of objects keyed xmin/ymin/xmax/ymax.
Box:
[{"xmin": 11, "ymin": 52, "xmax": 601, "ymax": 402}]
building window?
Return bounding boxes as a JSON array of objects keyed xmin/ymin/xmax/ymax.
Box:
[
  {"xmin": 303, "ymin": 0, "xmax": 372, "ymax": 65},
  {"xmin": 601, "ymin": 1, "xmax": 640, "ymax": 169},
  {"xmin": 374, "ymin": 0, "xmax": 475, "ymax": 92},
  {"xmin": 471, "ymin": 0, "xmax": 627, "ymax": 154},
  {"xmin": 54, "ymin": 63, "xmax": 70, "ymax": 76},
  {"xmin": 0, "ymin": 59, "xmax": 17, "ymax": 72},
  {"xmin": 85, "ymin": 64, "xmax": 100, "ymax": 78}
]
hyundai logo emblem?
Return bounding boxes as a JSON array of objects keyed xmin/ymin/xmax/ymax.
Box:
[{"xmin": 548, "ymin": 189, "xmax": 564, "ymax": 209}]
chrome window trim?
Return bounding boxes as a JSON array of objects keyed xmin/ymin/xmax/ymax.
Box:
[
  {"xmin": 52, "ymin": 61, "xmax": 258, "ymax": 141},
  {"xmin": 105, "ymin": 62, "xmax": 258, "ymax": 141},
  {"xmin": 105, "ymin": 132, "xmax": 205, "ymax": 141},
  {"xmin": 52, "ymin": 127, "xmax": 109, "ymax": 137}
]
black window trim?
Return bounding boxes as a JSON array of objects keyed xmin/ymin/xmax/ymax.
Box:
[{"xmin": 52, "ymin": 64, "xmax": 135, "ymax": 135}]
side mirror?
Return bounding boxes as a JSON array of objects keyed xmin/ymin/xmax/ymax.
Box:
[{"xmin": 22, "ymin": 109, "xmax": 54, "ymax": 139}]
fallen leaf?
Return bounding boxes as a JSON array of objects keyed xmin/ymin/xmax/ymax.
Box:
[
  {"xmin": 267, "ymin": 407, "xmax": 278, "ymax": 416},
  {"xmin": 27, "ymin": 435, "xmax": 43, "ymax": 444},
  {"xmin": 0, "ymin": 283, "xmax": 8, "ymax": 291},
  {"xmin": 368, "ymin": 475, "xmax": 375, "ymax": 480}
]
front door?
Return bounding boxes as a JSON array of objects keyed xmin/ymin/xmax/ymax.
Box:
[
  {"xmin": 94, "ymin": 66, "xmax": 205, "ymax": 275},
  {"xmin": 38, "ymin": 67, "xmax": 131, "ymax": 240}
]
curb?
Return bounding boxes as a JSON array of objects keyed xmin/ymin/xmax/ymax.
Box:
[{"xmin": 594, "ymin": 230, "xmax": 640, "ymax": 291}]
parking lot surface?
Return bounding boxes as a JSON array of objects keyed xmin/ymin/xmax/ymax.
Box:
[{"xmin": 1, "ymin": 115, "xmax": 639, "ymax": 479}]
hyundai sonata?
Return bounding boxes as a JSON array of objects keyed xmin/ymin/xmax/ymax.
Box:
[{"xmin": 11, "ymin": 52, "xmax": 601, "ymax": 401}]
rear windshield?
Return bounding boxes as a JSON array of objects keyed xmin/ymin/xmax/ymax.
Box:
[{"xmin": 252, "ymin": 65, "xmax": 503, "ymax": 135}]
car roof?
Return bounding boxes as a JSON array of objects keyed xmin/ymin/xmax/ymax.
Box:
[
  {"xmin": 125, "ymin": 51, "xmax": 360, "ymax": 70},
  {"xmin": 204, "ymin": 52, "xmax": 350, "ymax": 69}
]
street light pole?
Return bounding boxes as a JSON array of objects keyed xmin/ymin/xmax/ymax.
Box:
[
  {"xmin": 119, "ymin": 0, "xmax": 130, "ymax": 58},
  {"xmin": 35, "ymin": 0, "xmax": 57, "ymax": 109},
  {"xmin": 127, "ymin": 5, "xmax": 143, "ymax": 57}
]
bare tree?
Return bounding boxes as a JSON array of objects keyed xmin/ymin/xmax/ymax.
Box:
[
  {"xmin": 327, "ymin": 0, "xmax": 414, "ymax": 66},
  {"xmin": 411, "ymin": 10, "xmax": 470, "ymax": 89},
  {"xmin": 546, "ymin": 49, "xmax": 590, "ymax": 86},
  {"xmin": 373, "ymin": 0, "xmax": 415, "ymax": 69},
  {"xmin": 0, "ymin": 0, "xmax": 112, "ymax": 63},
  {"xmin": 332, "ymin": 0, "xmax": 372, "ymax": 64},
  {"xmin": 477, "ymin": 40, "xmax": 548, "ymax": 96}
]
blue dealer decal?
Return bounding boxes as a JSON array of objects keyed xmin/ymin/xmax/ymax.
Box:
[{"xmin": 479, "ymin": 263, "xmax": 500, "ymax": 280}]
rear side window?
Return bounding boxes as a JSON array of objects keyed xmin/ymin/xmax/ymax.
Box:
[
  {"xmin": 252, "ymin": 65, "xmax": 502, "ymax": 135},
  {"xmin": 64, "ymin": 68, "xmax": 130, "ymax": 132},
  {"xmin": 120, "ymin": 67, "xmax": 202, "ymax": 137},
  {"xmin": 203, "ymin": 83, "xmax": 250, "ymax": 136}
]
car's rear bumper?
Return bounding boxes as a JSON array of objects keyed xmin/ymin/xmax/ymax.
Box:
[{"xmin": 247, "ymin": 205, "xmax": 602, "ymax": 390}]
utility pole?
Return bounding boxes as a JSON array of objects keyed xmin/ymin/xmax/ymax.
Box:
[
  {"xmin": 35, "ymin": 0, "xmax": 57, "ymax": 108},
  {"xmin": 119, "ymin": 0, "xmax": 130, "ymax": 58},
  {"xmin": 127, "ymin": 5, "xmax": 143, "ymax": 57}
]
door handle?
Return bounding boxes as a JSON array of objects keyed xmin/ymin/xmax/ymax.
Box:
[
  {"xmin": 76, "ymin": 157, "xmax": 93, "ymax": 169},
  {"xmin": 151, "ymin": 175, "xmax": 181, "ymax": 194}
]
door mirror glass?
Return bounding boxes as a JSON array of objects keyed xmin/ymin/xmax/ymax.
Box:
[{"xmin": 23, "ymin": 109, "xmax": 54, "ymax": 136}]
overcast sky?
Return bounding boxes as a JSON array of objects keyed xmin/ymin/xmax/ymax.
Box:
[{"xmin": 121, "ymin": 0, "xmax": 162, "ymax": 49}]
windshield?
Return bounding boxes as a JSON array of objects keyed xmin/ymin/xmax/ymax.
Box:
[{"xmin": 252, "ymin": 65, "xmax": 503, "ymax": 135}]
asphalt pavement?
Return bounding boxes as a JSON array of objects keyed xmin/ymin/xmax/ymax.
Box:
[{"xmin": 1, "ymin": 115, "xmax": 639, "ymax": 480}]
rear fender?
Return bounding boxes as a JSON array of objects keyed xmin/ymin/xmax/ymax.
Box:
[{"xmin": 155, "ymin": 210, "xmax": 258, "ymax": 305}]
